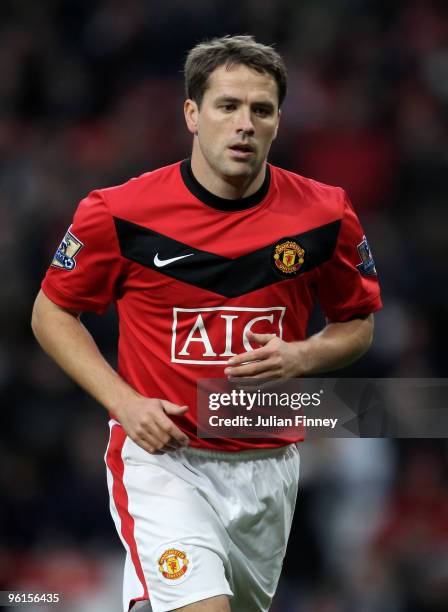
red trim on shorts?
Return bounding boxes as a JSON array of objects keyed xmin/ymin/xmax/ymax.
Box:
[{"xmin": 106, "ymin": 424, "xmax": 149, "ymax": 608}]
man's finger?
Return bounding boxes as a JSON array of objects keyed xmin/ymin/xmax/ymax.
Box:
[
  {"xmin": 138, "ymin": 425, "xmax": 184, "ymax": 454},
  {"xmin": 138, "ymin": 434, "xmax": 182, "ymax": 455},
  {"xmin": 156, "ymin": 406, "xmax": 190, "ymax": 445},
  {"xmin": 226, "ymin": 348, "xmax": 269, "ymax": 368},
  {"xmin": 227, "ymin": 359, "xmax": 278, "ymax": 378},
  {"xmin": 161, "ymin": 401, "xmax": 189, "ymax": 415},
  {"xmin": 246, "ymin": 330, "xmax": 277, "ymax": 346},
  {"xmin": 226, "ymin": 332, "xmax": 277, "ymax": 368},
  {"xmin": 243, "ymin": 370, "xmax": 282, "ymax": 380}
]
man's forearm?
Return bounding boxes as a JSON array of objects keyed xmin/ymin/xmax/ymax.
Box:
[
  {"xmin": 298, "ymin": 314, "xmax": 374, "ymax": 376},
  {"xmin": 31, "ymin": 290, "xmax": 139, "ymax": 415},
  {"xmin": 31, "ymin": 290, "xmax": 189, "ymax": 453}
]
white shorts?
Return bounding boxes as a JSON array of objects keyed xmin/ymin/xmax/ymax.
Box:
[{"xmin": 105, "ymin": 421, "xmax": 300, "ymax": 612}]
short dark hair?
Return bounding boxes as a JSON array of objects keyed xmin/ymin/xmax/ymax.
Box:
[{"xmin": 184, "ymin": 35, "xmax": 287, "ymax": 108}]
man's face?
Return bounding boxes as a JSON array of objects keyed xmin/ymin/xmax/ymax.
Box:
[{"xmin": 185, "ymin": 63, "xmax": 280, "ymax": 182}]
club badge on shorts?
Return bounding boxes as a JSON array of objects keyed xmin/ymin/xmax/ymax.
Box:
[
  {"xmin": 272, "ymin": 238, "xmax": 305, "ymax": 278},
  {"xmin": 51, "ymin": 228, "xmax": 84, "ymax": 270},
  {"xmin": 158, "ymin": 547, "xmax": 191, "ymax": 584}
]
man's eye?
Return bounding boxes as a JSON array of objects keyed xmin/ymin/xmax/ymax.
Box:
[
  {"xmin": 220, "ymin": 104, "xmax": 236, "ymax": 112},
  {"xmin": 254, "ymin": 107, "xmax": 269, "ymax": 117}
]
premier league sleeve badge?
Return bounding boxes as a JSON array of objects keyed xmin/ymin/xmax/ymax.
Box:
[
  {"xmin": 356, "ymin": 235, "xmax": 377, "ymax": 276},
  {"xmin": 51, "ymin": 228, "xmax": 84, "ymax": 270}
]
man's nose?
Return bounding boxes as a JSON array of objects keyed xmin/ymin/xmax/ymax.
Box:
[{"xmin": 235, "ymin": 108, "xmax": 255, "ymax": 135}]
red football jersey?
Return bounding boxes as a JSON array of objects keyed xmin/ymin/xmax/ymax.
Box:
[{"xmin": 42, "ymin": 160, "xmax": 382, "ymax": 451}]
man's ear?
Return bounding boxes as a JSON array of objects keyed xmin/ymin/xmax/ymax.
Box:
[{"xmin": 184, "ymin": 99, "xmax": 199, "ymax": 135}]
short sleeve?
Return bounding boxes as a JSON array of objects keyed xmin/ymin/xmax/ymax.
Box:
[
  {"xmin": 42, "ymin": 190, "xmax": 124, "ymax": 314},
  {"xmin": 315, "ymin": 192, "xmax": 382, "ymax": 322}
]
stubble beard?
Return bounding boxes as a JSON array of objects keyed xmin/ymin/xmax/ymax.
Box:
[{"xmin": 214, "ymin": 150, "xmax": 260, "ymax": 184}]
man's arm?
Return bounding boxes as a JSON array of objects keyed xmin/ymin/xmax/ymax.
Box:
[
  {"xmin": 224, "ymin": 315, "xmax": 374, "ymax": 378},
  {"xmin": 31, "ymin": 290, "xmax": 189, "ymax": 453}
]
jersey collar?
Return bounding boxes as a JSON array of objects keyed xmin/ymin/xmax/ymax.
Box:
[{"xmin": 180, "ymin": 158, "xmax": 271, "ymax": 211}]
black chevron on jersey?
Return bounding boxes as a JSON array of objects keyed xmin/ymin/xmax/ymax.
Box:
[{"xmin": 114, "ymin": 216, "xmax": 341, "ymax": 298}]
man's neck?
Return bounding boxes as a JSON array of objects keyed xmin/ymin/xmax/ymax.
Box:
[{"xmin": 190, "ymin": 145, "xmax": 266, "ymax": 200}]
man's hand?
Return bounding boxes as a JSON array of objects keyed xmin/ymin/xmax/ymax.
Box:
[
  {"xmin": 224, "ymin": 331, "xmax": 304, "ymax": 379},
  {"xmin": 115, "ymin": 397, "xmax": 190, "ymax": 455},
  {"xmin": 224, "ymin": 316, "xmax": 374, "ymax": 380}
]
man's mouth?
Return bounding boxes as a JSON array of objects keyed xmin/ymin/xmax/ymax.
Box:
[
  {"xmin": 229, "ymin": 143, "xmax": 254, "ymax": 153},
  {"xmin": 228, "ymin": 143, "xmax": 255, "ymax": 159}
]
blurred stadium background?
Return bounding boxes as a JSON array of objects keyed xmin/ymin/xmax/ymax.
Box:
[{"xmin": 0, "ymin": 1, "xmax": 447, "ymax": 611}]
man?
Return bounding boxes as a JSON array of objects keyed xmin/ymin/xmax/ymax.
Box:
[{"xmin": 32, "ymin": 35, "xmax": 381, "ymax": 612}]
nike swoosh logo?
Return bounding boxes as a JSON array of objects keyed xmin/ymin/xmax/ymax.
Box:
[{"xmin": 154, "ymin": 252, "xmax": 195, "ymax": 267}]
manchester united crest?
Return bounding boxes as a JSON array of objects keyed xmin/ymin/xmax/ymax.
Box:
[
  {"xmin": 158, "ymin": 547, "xmax": 190, "ymax": 583},
  {"xmin": 272, "ymin": 239, "xmax": 305, "ymax": 277}
]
